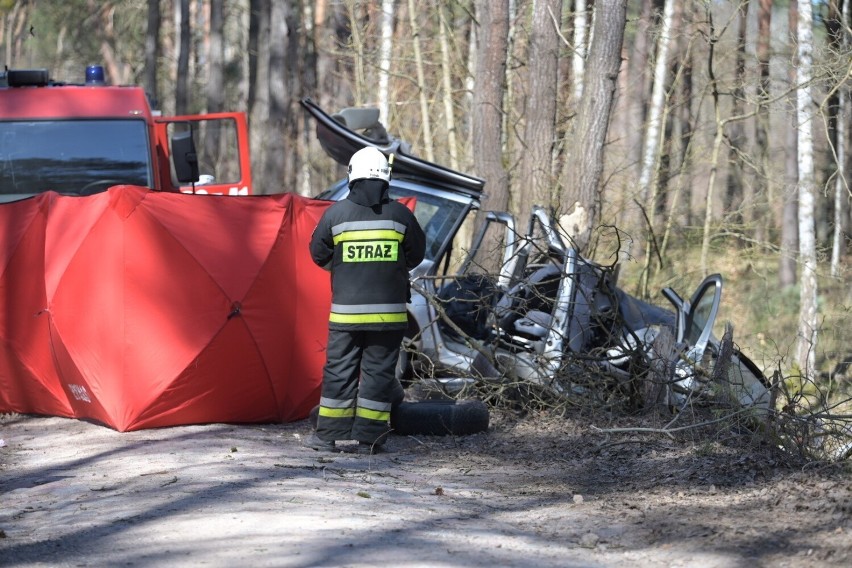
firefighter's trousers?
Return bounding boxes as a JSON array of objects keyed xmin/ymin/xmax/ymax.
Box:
[{"xmin": 316, "ymin": 328, "xmax": 405, "ymax": 445}]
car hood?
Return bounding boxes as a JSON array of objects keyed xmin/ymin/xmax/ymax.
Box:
[{"xmin": 300, "ymin": 98, "xmax": 485, "ymax": 197}]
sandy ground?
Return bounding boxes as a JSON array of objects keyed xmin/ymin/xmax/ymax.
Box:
[{"xmin": 1, "ymin": 407, "xmax": 850, "ymax": 568}]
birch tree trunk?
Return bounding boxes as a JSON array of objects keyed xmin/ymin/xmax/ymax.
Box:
[
  {"xmin": 378, "ymin": 0, "xmax": 393, "ymax": 126},
  {"xmin": 795, "ymin": 0, "xmax": 819, "ymax": 380},
  {"xmin": 637, "ymin": 0, "xmax": 675, "ymax": 255},
  {"xmin": 407, "ymin": 0, "xmax": 434, "ymax": 162},
  {"xmin": 517, "ymin": 0, "xmax": 562, "ymax": 224},
  {"xmin": 563, "ymin": 0, "xmax": 628, "ymax": 252},
  {"xmin": 572, "ymin": 0, "xmax": 588, "ymax": 102}
]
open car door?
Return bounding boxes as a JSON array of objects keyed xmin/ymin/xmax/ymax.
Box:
[
  {"xmin": 663, "ymin": 274, "xmax": 771, "ymax": 410},
  {"xmin": 154, "ymin": 112, "xmax": 252, "ymax": 196}
]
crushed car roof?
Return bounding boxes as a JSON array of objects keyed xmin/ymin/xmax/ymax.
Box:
[{"xmin": 300, "ymin": 98, "xmax": 485, "ymax": 197}]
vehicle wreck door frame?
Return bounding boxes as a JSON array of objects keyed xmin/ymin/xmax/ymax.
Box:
[
  {"xmin": 663, "ymin": 274, "xmax": 723, "ymax": 364},
  {"xmin": 459, "ymin": 211, "xmax": 518, "ymax": 290}
]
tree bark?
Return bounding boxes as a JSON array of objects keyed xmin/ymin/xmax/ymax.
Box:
[
  {"xmin": 637, "ymin": 0, "xmax": 675, "ymax": 259},
  {"xmin": 780, "ymin": 0, "xmax": 799, "ymax": 288},
  {"xmin": 378, "ymin": 0, "xmax": 394, "ymax": 125},
  {"xmin": 144, "ymin": 0, "xmax": 160, "ymax": 106},
  {"xmin": 563, "ymin": 0, "xmax": 628, "ymax": 252},
  {"xmin": 438, "ymin": 3, "xmax": 459, "ymax": 171},
  {"xmin": 571, "ymin": 0, "xmax": 588, "ymax": 102},
  {"xmin": 206, "ymin": 0, "xmax": 224, "ymax": 115},
  {"xmin": 471, "ymin": 0, "xmax": 510, "ymax": 273},
  {"xmin": 249, "ymin": 0, "xmax": 270, "ymax": 192},
  {"xmin": 407, "ymin": 0, "xmax": 435, "ymax": 163},
  {"xmin": 260, "ymin": 0, "xmax": 289, "ymax": 194},
  {"xmin": 625, "ymin": 0, "xmax": 653, "ymax": 184},
  {"xmin": 829, "ymin": 0, "xmax": 850, "ymax": 276},
  {"xmin": 472, "ymin": 0, "xmax": 510, "ymax": 215},
  {"xmin": 723, "ymin": 2, "xmax": 748, "ymax": 227},
  {"xmin": 175, "ymin": 0, "xmax": 190, "ymax": 115},
  {"xmin": 517, "ymin": 0, "xmax": 562, "ymax": 225},
  {"xmin": 795, "ymin": 0, "xmax": 819, "ymax": 380},
  {"xmin": 754, "ymin": 0, "xmax": 773, "ymax": 244}
]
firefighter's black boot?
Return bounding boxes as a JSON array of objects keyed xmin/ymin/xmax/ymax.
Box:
[
  {"xmin": 303, "ymin": 432, "xmax": 336, "ymax": 452},
  {"xmin": 356, "ymin": 440, "xmax": 385, "ymax": 455}
]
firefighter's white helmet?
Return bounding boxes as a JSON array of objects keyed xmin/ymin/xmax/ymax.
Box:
[{"xmin": 348, "ymin": 147, "xmax": 390, "ymax": 184}]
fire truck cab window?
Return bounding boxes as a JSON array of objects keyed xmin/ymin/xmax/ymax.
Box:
[{"xmin": 0, "ymin": 120, "xmax": 151, "ymax": 197}]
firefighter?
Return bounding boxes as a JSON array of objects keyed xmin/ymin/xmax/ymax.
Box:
[{"xmin": 306, "ymin": 146, "xmax": 426, "ymax": 454}]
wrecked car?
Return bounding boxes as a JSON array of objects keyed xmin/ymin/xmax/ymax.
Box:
[{"xmin": 301, "ymin": 98, "xmax": 771, "ymax": 413}]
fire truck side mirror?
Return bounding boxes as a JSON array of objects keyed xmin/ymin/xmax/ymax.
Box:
[{"xmin": 171, "ymin": 130, "xmax": 200, "ymax": 184}]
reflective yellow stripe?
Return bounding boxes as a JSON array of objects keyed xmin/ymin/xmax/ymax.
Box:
[
  {"xmin": 329, "ymin": 312, "xmax": 408, "ymax": 324},
  {"xmin": 318, "ymin": 406, "xmax": 356, "ymax": 418},
  {"xmin": 333, "ymin": 229, "xmax": 404, "ymax": 245},
  {"xmin": 356, "ymin": 407, "xmax": 391, "ymax": 422}
]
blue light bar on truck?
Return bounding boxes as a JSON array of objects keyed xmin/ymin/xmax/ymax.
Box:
[{"xmin": 85, "ymin": 65, "xmax": 106, "ymax": 85}]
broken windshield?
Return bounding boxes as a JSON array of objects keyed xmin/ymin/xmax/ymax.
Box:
[{"xmin": 0, "ymin": 119, "xmax": 152, "ymax": 199}]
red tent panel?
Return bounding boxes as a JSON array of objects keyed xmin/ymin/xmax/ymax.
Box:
[
  {"xmin": 0, "ymin": 195, "xmax": 72, "ymax": 417},
  {"xmin": 1, "ymin": 186, "xmax": 332, "ymax": 431}
]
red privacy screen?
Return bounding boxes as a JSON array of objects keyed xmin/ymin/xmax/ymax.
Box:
[{"xmin": 0, "ymin": 186, "xmax": 334, "ymax": 431}]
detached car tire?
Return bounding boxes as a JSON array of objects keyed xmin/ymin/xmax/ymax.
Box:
[
  {"xmin": 307, "ymin": 400, "xmax": 490, "ymax": 437},
  {"xmin": 391, "ymin": 400, "xmax": 489, "ymax": 436}
]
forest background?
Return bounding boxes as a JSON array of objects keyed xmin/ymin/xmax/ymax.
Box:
[{"xmin": 1, "ymin": 0, "xmax": 850, "ymax": 403}]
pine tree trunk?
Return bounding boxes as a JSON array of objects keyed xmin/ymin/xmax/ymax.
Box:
[
  {"xmin": 144, "ymin": 0, "xmax": 160, "ymax": 104},
  {"xmin": 754, "ymin": 0, "xmax": 773, "ymax": 244},
  {"xmin": 780, "ymin": 1, "xmax": 799, "ymax": 288},
  {"xmin": 830, "ymin": 0, "xmax": 850, "ymax": 276},
  {"xmin": 723, "ymin": 2, "xmax": 748, "ymax": 227},
  {"xmin": 175, "ymin": 0, "xmax": 191, "ymax": 115},
  {"xmin": 260, "ymin": 0, "xmax": 289, "ymax": 194},
  {"xmin": 206, "ymin": 0, "xmax": 224, "ymax": 114},
  {"xmin": 517, "ymin": 0, "xmax": 562, "ymax": 224},
  {"xmin": 471, "ymin": 0, "xmax": 510, "ymax": 272},
  {"xmin": 563, "ymin": 0, "xmax": 628, "ymax": 252},
  {"xmin": 438, "ymin": 4, "xmax": 459, "ymax": 171},
  {"xmin": 407, "ymin": 0, "xmax": 435, "ymax": 163},
  {"xmin": 472, "ymin": 0, "xmax": 510, "ymax": 213}
]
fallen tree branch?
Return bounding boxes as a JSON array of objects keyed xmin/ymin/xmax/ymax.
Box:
[{"xmin": 591, "ymin": 407, "xmax": 764, "ymax": 437}]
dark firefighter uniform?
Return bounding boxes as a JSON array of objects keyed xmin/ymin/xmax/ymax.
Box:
[{"xmin": 309, "ymin": 178, "xmax": 426, "ymax": 445}]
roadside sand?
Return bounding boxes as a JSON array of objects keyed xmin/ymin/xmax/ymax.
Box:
[{"xmin": 1, "ymin": 410, "xmax": 850, "ymax": 567}]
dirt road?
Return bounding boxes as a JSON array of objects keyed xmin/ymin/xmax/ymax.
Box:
[{"xmin": 1, "ymin": 410, "xmax": 850, "ymax": 567}]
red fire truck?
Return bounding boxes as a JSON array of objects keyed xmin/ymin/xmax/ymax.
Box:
[{"xmin": 0, "ymin": 65, "xmax": 253, "ymax": 202}]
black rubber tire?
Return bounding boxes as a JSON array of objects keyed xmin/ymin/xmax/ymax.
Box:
[
  {"xmin": 307, "ymin": 399, "xmax": 490, "ymax": 437},
  {"xmin": 391, "ymin": 400, "xmax": 489, "ymax": 437}
]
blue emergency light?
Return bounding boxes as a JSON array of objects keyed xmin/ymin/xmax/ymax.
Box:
[{"xmin": 85, "ymin": 65, "xmax": 106, "ymax": 85}]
